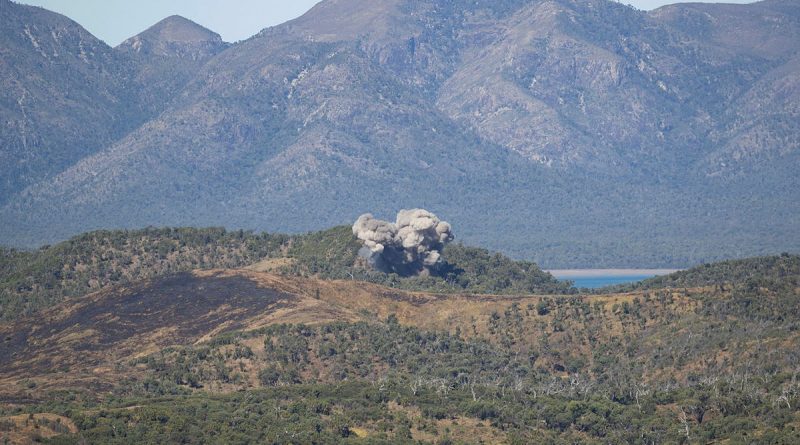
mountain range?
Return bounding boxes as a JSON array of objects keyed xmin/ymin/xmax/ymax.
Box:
[{"xmin": 1, "ymin": 0, "xmax": 798, "ymax": 267}]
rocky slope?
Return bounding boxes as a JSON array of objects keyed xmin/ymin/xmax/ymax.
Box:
[
  {"xmin": 0, "ymin": 1, "xmax": 226, "ymax": 205},
  {"xmin": 0, "ymin": 0, "xmax": 129, "ymax": 204},
  {"xmin": 0, "ymin": 0, "xmax": 798, "ymax": 267}
]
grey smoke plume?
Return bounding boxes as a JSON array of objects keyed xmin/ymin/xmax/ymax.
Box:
[{"xmin": 352, "ymin": 209, "xmax": 454, "ymax": 275}]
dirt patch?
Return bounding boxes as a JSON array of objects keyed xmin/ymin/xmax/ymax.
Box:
[{"xmin": 246, "ymin": 257, "xmax": 296, "ymax": 272}]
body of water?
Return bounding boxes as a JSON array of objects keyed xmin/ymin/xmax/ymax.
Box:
[{"xmin": 546, "ymin": 269, "xmax": 680, "ymax": 289}]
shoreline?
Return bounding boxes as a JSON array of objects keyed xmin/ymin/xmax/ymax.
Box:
[{"xmin": 546, "ymin": 269, "xmax": 681, "ymax": 278}]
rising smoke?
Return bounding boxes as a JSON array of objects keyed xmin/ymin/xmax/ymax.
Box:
[{"xmin": 352, "ymin": 209, "xmax": 454, "ymax": 276}]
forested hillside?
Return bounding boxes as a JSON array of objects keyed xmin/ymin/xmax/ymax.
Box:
[
  {"xmin": 606, "ymin": 253, "xmax": 800, "ymax": 292},
  {"xmin": 0, "ymin": 226, "xmax": 571, "ymax": 321}
]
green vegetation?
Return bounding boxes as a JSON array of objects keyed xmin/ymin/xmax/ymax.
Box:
[
  {"xmin": 0, "ymin": 227, "xmax": 288, "ymax": 321},
  {"xmin": 283, "ymin": 226, "xmax": 573, "ymax": 295},
  {"xmin": 8, "ymin": 290, "xmax": 800, "ymax": 443},
  {"xmin": 18, "ymin": 376, "xmax": 799, "ymax": 444},
  {"xmin": 5, "ymin": 226, "xmax": 797, "ymax": 323},
  {"xmin": 0, "ymin": 226, "xmax": 571, "ymax": 321},
  {"xmin": 606, "ymin": 253, "xmax": 800, "ymax": 293}
]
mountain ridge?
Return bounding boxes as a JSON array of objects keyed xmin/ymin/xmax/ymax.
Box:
[{"xmin": 0, "ymin": 0, "xmax": 798, "ymax": 267}]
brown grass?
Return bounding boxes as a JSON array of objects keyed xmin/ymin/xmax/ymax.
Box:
[
  {"xmin": 0, "ymin": 413, "xmax": 77, "ymax": 444},
  {"xmin": 0, "ymin": 268, "xmax": 732, "ymax": 401},
  {"xmin": 245, "ymin": 257, "xmax": 297, "ymax": 272}
]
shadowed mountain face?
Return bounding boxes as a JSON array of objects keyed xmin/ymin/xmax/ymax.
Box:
[{"xmin": 0, "ymin": 0, "xmax": 798, "ymax": 267}]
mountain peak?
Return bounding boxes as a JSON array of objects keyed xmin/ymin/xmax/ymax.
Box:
[
  {"xmin": 142, "ymin": 15, "xmax": 222, "ymax": 44},
  {"xmin": 117, "ymin": 15, "xmax": 225, "ymax": 58}
]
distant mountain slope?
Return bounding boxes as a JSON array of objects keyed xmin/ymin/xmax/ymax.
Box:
[
  {"xmin": 0, "ymin": 0, "xmax": 128, "ymax": 204},
  {"xmin": 0, "ymin": 0, "xmax": 798, "ymax": 267},
  {"xmin": 651, "ymin": 1, "xmax": 800, "ymax": 176},
  {"xmin": 115, "ymin": 15, "xmax": 229, "ymax": 120},
  {"xmin": 0, "ymin": 0, "xmax": 226, "ymax": 205}
]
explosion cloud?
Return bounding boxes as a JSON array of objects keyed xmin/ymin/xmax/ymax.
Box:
[{"xmin": 352, "ymin": 209, "xmax": 454, "ymax": 276}]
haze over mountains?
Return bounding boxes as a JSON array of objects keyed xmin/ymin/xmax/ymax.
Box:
[{"xmin": 1, "ymin": 0, "xmax": 798, "ymax": 267}]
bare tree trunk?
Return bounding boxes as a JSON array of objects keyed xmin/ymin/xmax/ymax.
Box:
[{"xmin": 678, "ymin": 408, "xmax": 690, "ymax": 440}]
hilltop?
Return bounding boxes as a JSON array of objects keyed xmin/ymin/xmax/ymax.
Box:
[
  {"xmin": 0, "ymin": 226, "xmax": 571, "ymax": 321},
  {"xmin": 0, "ymin": 0, "xmax": 798, "ymax": 266},
  {"xmin": 605, "ymin": 252, "xmax": 800, "ymax": 292}
]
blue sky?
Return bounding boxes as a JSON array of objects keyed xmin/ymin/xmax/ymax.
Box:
[{"xmin": 20, "ymin": 0, "xmax": 756, "ymax": 46}]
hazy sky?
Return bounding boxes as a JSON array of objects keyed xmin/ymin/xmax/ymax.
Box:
[{"xmin": 20, "ymin": 0, "xmax": 757, "ymax": 46}]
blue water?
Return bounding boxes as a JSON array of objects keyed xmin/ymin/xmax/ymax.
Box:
[{"xmin": 567, "ymin": 275, "xmax": 657, "ymax": 289}]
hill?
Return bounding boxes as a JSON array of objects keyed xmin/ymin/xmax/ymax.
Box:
[
  {"xmin": 1, "ymin": 253, "xmax": 798, "ymax": 443},
  {"xmin": 0, "ymin": 226, "xmax": 571, "ymax": 321},
  {"xmin": 0, "ymin": 0, "xmax": 798, "ymax": 267},
  {"xmin": 605, "ymin": 252, "xmax": 800, "ymax": 292}
]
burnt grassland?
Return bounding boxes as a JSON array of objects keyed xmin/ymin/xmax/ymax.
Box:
[{"xmin": 0, "ymin": 256, "xmax": 798, "ymax": 443}]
